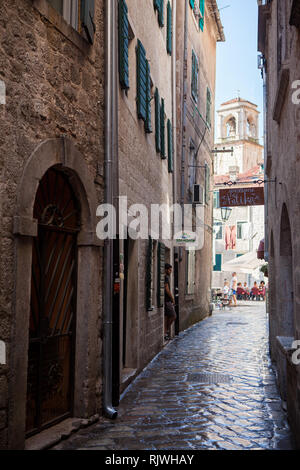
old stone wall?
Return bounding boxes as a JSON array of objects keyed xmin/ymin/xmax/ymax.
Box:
[
  {"xmin": 118, "ymin": 0, "xmax": 174, "ymax": 376},
  {"xmin": 176, "ymin": 0, "xmax": 218, "ymax": 331},
  {"xmin": 260, "ymin": 0, "xmax": 300, "ymax": 447},
  {"xmin": 0, "ymin": 0, "xmax": 105, "ymax": 448}
]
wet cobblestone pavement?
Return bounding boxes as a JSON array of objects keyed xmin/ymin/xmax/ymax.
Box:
[{"xmin": 53, "ymin": 302, "xmax": 294, "ymax": 450}]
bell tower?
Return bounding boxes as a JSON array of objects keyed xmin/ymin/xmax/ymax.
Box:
[{"xmin": 214, "ymin": 98, "xmax": 262, "ymax": 175}]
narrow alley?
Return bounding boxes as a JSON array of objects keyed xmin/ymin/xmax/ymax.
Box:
[{"xmin": 52, "ymin": 303, "xmax": 293, "ymax": 451}]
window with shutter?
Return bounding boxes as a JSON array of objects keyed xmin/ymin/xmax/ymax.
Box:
[
  {"xmin": 81, "ymin": 0, "xmax": 96, "ymax": 44},
  {"xmin": 189, "ymin": 0, "xmax": 195, "ymax": 9},
  {"xmin": 160, "ymin": 98, "xmax": 166, "ymax": 159},
  {"xmin": 136, "ymin": 40, "xmax": 152, "ymax": 132},
  {"xmin": 206, "ymin": 87, "xmax": 212, "ymax": 128},
  {"xmin": 154, "ymin": 0, "xmax": 164, "ymax": 27},
  {"xmin": 118, "ymin": 0, "xmax": 129, "ymax": 90},
  {"xmin": 205, "ymin": 162, "xmax": 210, "ymax": 204},
  {"xmin": 158, "ymin": 0, "xmax": 164, "ymax": 27},
  {"xmin": 199, "ymin": 0, "xmax": 205, "ymax": 31},
  {"xmin": 155, "ymin": 88, "xmax": 161, "ymax": 153},
  {"xmin": 47, "ymin": 0, "xmax": 82, "ymax": 35},
  {"xmin": 146, "ymin": 237, "xmax": 153, "ymax": 311},
  {"xmin": 186, "ymin": 249, "xmax": 196, "ymax": 295},
  {"xmin": 145, "ymin": 60, "xmax": 152, "ymax": 133},
  {"xmin": 167, "ymin": 119, "xmax": 173, "ymax": 173},
  {"xmin": 157, "ymin": 242, "xmax": 165, "ymax": 308},
  {"xmin": 167, "ymin": 1, "xmax": 172, "ymax": 55},
  {"xmin": 213, "ymin": 254, "xmax": 222, "ymax": 272},
  {"xmin": 213, "ymin": 190, "xmax": 220, "ymax": 209},
  {"xmin": 191, "ymin": 50, "xmax": 199, "ymax": 102}
]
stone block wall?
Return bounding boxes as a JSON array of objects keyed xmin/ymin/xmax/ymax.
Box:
[{"xmin": 0, "ymin": 0, "xmax": 105, "ymax": 448}]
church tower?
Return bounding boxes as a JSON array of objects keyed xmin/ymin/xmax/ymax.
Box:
[{"xmin": 214, "ymin": 98, "xmax": 263, "ymax": 176}]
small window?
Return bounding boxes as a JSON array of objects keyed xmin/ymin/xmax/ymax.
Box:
[
  {"xmin": 47, "ymin": 0, "xmax": 95, "ymax": 44},
  {"xmin": 48, "ymin": 0, "xmax": 78, "ymax": 30},
  {"xmin": 213, "ymin": 190, "xmax": 220, "ymax": 209},
  {"xmin": 214, "ymin": 222, "xmax": 223, "ymax": 240},
  {"xmin": 186, "ymin": 249, "xmax": 196, "ymax": 295},
  {"xmin": 191, "ymin": 50, "xmax": 199, "ymax": 102},
  {"xmin": 213, "ymin": 254, "xmax": 222, "ymax": 272},
  {"xmin": 226, "ymin": 117, "xmax": 236, "ymax": 137},
  {"xmin": 206, "ymin": 87, "xmax": 212, "ymax": 128},
  {"xmin": 237, "ymin": 221, "xmax": 248, "ymax": 240},
  {"xmin": 188, "ymin": 143, "xmax": 197, "ymax": 194}
]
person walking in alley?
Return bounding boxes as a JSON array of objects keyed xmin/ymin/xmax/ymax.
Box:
[
  {"xmin": 164, "ymin": 263, "xmax": 176, "ymax": 341},
  {"xmin": 229, "ymin": 272, "xmax": 237, "ymax": 307}
]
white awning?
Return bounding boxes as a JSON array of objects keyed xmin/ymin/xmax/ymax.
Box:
[{"xmin": 221, "ymin": 251, "xmax": 265, "ymax": 274}]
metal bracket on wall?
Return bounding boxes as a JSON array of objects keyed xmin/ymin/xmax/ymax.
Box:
[{"xmin": 223, "ymin": 178, "xmax": 277, "ymax": 186}]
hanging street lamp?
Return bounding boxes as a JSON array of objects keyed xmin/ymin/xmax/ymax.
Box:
[{"xmin": 221, "ymin": 206, "xmax": 232, "ymax": 222}]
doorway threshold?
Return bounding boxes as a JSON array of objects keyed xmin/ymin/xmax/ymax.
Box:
[{"xmin": 25, "ymin": 415, "xmax": 99, "ymax": 450}]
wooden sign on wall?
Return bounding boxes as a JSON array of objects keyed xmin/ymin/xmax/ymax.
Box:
[{"xmin": 219, "ymin": 187, "xmax": 264, "ymax": 207}]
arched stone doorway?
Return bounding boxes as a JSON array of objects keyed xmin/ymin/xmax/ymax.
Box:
[
  {"xmin": 26, "ymin": 168, "xmax": 80, "ymax": 435},
  {"xmin": 279, "ymin": 203, "xmax": 294, "ymax": 337},
  {"xmin": 269, "ymin": 230, "xmax": 277, "ymax": 360},
  {"xmin": 9, "ymin": 138, "xmax": 102, "ymax": 449}
]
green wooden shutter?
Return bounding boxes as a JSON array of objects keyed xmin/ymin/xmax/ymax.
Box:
[
  {"xmin": 118, "ymin": 0, "xmax": 129, "ymax": 90},
  {"xmin": 158, "ymin": 0, "xmax": 164, "ymax": 27},
  {"xmin": 81, "ymin": 0, "xmax": 96, "ymax": 44},
  {"xmin": 155, "ymin": 88, "xmax": 161, "ymax": 153},
  {"xmin": 160, "ymin": 98, "xmax": 166, "ymax": 159},
  {"xmin": 167, "ymin": 1, "xmax": 172, "ymax": 55},
  {"xmin": 136, "ymin": 40, "xmax": 147, "ymax": 122},
  {"xmin": 199, "ymin": 0, "xmax": 205, "ymax": 31},
  {"xmin": 205, "ymin": 162, "xmax": 210, "ymax": 204},
  {"xmin": 191, "ymin": 51, "xmax": 198, "ymax": 102},
  {"xmin": 153, "ymin": 0, "xmax": 160, "ymax": 11},
  {"xmin": 213, "ymin": 254, "xmax": 222, "ymax": 272},
  {"xmin": 190, "ymin": 0, "xmax": 195, "ymax": 9},
  {"xmin": 146, "ymin": 237, "xmax": 153, "ymax": 311},
  {"xmin": 167, "ymin": 119, "xmax": 173, "ymax": 173},
  {"xmin": 206, "ymin": 87, "xmax": 212, "ymax": 127},
  {"xmin": 157, "ymin": 242, "xmax": 165, "ymax": 307},
  {"xmin": 145, "ymin": 60, "xmax": 152, "ymax": 133}
]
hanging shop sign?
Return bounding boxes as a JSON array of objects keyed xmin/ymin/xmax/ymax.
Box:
[{"xmin": 219, "ymin": 187, "xmax": 264, "ymax": 207}]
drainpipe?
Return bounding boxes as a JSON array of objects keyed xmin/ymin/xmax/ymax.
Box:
[
  {"xmin": 103, "ymin": 0, "xmax": 118, "ymax": 420},
  {"xmin": 172, "ymin": 0, "xmax": 177, "ymax": 211},
  {"xmin": 180, "ymin": 0, "xmax": 188, "ymax": 221}
]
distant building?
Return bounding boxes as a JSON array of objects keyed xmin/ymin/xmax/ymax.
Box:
[
  {"xmin": 258, "ymin": 0, "xmax": 300, "ymax": 448},
  {"xmin": 212, "ymin": 99, "xmax": 264, "ymax": 289},
  {"xmin": 175, "ymin": 0, "xmax": 225, "ymax": 329}
]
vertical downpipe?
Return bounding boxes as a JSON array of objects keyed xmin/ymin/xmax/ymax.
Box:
[
  {"xmin": 103, "ymin": 0, "xmax": 118, "ymax": 419},
  {"xmin": 180, "ymin": 0, "xmax": 188, "ymax": 222}
]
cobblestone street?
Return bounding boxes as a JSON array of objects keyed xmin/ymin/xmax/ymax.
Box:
[{"xmin": 53, "ymin": 302, "xmax": 293, "ymax": 451}]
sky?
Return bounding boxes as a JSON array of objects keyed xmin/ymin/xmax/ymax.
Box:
[{"xmin": 215, "ymin": 0, "xmax": 264, "ymax": 140}]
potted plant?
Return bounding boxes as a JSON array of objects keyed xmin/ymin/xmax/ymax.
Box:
[{"xmin": 260, "ymin": 263, "xmax": 268, "ymax": 278}]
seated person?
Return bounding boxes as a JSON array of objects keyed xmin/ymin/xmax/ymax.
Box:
[
  {"xmin": 250, "ymin": 282, "xmax": 260, "ymax": 300},
  {"xmin": 259, "ymin": 281, "xmax": 266, "ymax": 300},
  {"xmin": 236, "ymin": 282, "xmax": 245, "ymax": 300},
  {"xmin": 223, "ymin": 281, "xmax": 230, "ymax": 299}
]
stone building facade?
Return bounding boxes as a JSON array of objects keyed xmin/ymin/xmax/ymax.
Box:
[
  {"xmin": 175, "ymin": 0, "xmax": 224, "ymax": 331},
  {"xmin": 116, "ymin": 0, "xmax": 176, "ymax": 393},
  {"xmin": 212, "ymin": 98, "xmax": 264, "ymax": 289},
  {"xmin": 258, "ymin": 0, "xmax": 300, "ymax": 448},
  {"xmin": 0, "ymin": 0, "xmax": 224, "ymax": 450},
  {"xmin": 0, "ymin": 0, "xmax": 105, "ymax": 449}
]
